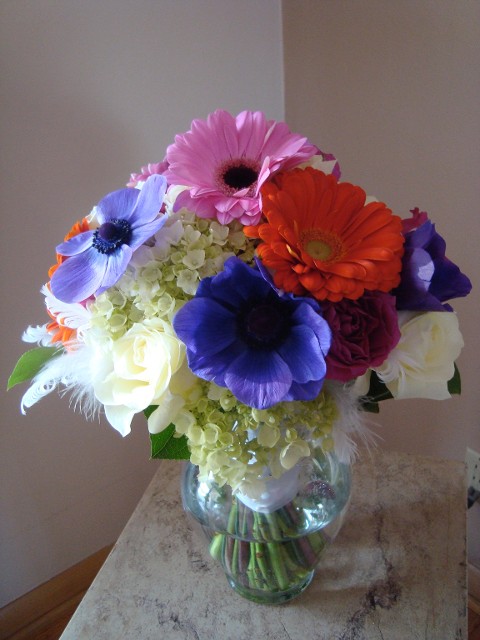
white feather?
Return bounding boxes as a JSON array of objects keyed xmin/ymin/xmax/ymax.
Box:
[
  {"xmin": 22, "ymin": 324, "xmax": 52, "ymax": 346},
  {"xmin": 325, "ymin": 381, "xmax": 378, "ymax": 464},
  {"xmin": 21, "ymin": 341, "xmax": 101, "ymax": 419},
  {"xmin": 41, "ymin": 285, "xmax": 91, "ymax": 340}
]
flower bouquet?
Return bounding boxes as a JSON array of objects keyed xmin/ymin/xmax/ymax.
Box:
[{"xmin": 9, "ymin": 110, "xmax": 471, "ymax": 603}]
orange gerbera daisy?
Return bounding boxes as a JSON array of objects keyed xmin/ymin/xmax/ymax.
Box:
[
  {"xmin": 47, "ymin": 217, "xmax": 91, "ymax": 345},
  {"xmin": 244, "ymin": 167, "xmax": 404, "ymax": 302}
]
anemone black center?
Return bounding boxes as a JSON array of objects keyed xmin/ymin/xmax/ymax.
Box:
[
  {"xmin": 244, "ymin": 302, "xmax": 288, "ymax": 345},
  {"xmin": 92, "ymin": 219, "xmax": 132, "ymax": 255},
  {"xmin": 222, "ymin": 165, "xmax": 258, "ymax": 190}
]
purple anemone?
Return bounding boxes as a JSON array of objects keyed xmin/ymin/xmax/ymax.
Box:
[
  {"xmin": 50, "ymin": 175, "xmax": 167, "ymax": 303},
  {"xmin": 173, "ymin": 257, "xmax": 332, "ymax": 410},
  {"xmin": 394, "ymin": 219, "xmax": 472, "ymax": 311}
]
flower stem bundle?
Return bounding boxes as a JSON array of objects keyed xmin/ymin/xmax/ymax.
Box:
[{"xmin": 207, "ymin": 497, "xmax": 327, "ymax": 600}]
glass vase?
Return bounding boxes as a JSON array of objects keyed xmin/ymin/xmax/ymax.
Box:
[{"xmin": 181, "ymin": 448, "xmax": 351, "ymax": 604}]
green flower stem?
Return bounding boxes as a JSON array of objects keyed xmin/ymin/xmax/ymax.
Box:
[
  {"xmin": 308, "ymin": 530, "xmax": 327, "ymax": 555},
  {"xmin": 295, "ymin": 529, "xmax": 326, "ymax": 567},
  {"xmin": 209, "ymin": 533, "xmax": 224, "ymax": 561},
  {"xmin": 257, "ymin": 515, "xmax": 271, "ymax": 541},
  {"xmin": 265, "ymin": 513, "xmax": 282, "ymax": 541},
  {"xmin": 238, "ymin": 539, "xmax": 250, "ymax": 574},
  {"xmin": 253, "ymin": 542, "xmax": 271, "ymax": 587},
  {"xmin": 281, "ymin": 542, "xmax": 306, "ymax": 575},
  {"xmin": 266, "ymin": 542, "xmax": 290, "ymax": 590},
  {"xmin": 232, "ymin": 537, "xmax": 240, "ymax": 573},
  {"xmin": 227, "ymin": 499, "xmax": 238, "ymax": 534},
  {"xmin": 223, "ymin": 535, "xmax": 234, "ymax": 575},
  {"xmin": 247, "ymin": 545, "xmax": 262, "ymax": 590}
]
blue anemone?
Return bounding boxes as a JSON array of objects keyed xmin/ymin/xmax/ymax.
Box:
[
  {"xmin": 50, "ymin": 175, "xmax": 167, "ymax": 303},
  {"xmin": 173, "ymin": 257, "xmax": 331, "ymax": 409}
]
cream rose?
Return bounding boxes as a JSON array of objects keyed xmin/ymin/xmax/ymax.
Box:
[
  {"xmin": 92, "ymin": 319, "xmax": 185, "ymax": 436},
  {"xmin": 147, "ymin": 361, "xmax": 199, "ymax": 434},
  {"xmin": 373, "ymin": 311, "xmax": 464, "ymax": 400}
]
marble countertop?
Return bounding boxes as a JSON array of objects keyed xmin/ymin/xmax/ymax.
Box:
[{"xmin": 61, "ymin": 451, "xmax": 466, "ymax": 639}]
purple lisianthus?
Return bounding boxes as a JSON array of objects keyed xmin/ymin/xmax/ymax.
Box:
[
  {"xmin": 50, "ymin": 175, "xmax": 167, "ymax": 303},
  {"xmin": 394, "ymin": 219, "xmax": 472, "ymax": 311},
  {"xmin": 323, "ymin": 292, "xmax": 400, "ymax": 382},
  {"xmin": 173, "ymin": 257, "xmax": 332, "ymax": 410}
]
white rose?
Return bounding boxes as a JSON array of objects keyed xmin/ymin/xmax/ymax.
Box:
[
  {"xmin": 147, "ymin": 361, "xmax": 199, "ymax": 434},
  {"xmin": 373, "ymin": 311, "xmax": 464, "ymax": 400},
  {"xmin": 93, "ymin": 319, "xmax": 185, "ymax": 436}
]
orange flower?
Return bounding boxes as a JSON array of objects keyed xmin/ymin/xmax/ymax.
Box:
[
  {"xmin": 48, "ymin": 217, "xmax": 91, "ymax": 279},
  {"xmin": 47, "ymin": 217, "xmax": 91, "ymax": 345},
  {"xmin": 46, "ymin": 312, "xmax": 76, "ymax": 346},
  {"xmin": 244, "ymin": 168, "xmax": 404, "ymax": 302}
]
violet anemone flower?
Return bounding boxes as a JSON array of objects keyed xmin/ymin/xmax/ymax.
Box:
[
  {"xmin": 173, "ymin": 257, "xmax": 332, "ymax": 410},
  {"xmin": 165, "ymin": 110, "xmax": 320, "ymax": 225},
  {"xmin": 50, "ymin": 175, "xmax": 167, "ymax": 304},
  {"xmin": 394, "ymin": 219, "xmax": 472, "ymax": 312}
]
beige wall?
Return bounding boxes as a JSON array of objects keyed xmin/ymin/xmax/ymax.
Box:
[
  {"xmin": 0, "ymin": 0, "xmax": 283, "ymax": 607},
  {"xmin": 283, "ymin": 0, "xmax": 480, "ymax": 566},
  {"xmin": 283, "ymin": 0, "xmax": 479, "ymax": 459}
]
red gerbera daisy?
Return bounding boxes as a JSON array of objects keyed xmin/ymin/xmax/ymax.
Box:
[{"xmin": 244, "ymin": 168, "xmax": 404, "ymax": 302}]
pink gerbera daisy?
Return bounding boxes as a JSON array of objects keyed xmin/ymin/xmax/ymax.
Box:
[{"xmin": 165, "ymin": 110, "xmax": 320, "ymax": 225}]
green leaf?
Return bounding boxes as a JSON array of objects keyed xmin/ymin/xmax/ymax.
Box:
[
  {"xmin": 358, "ymin": 371, "xmax": 393, "ymax": 411},
  {"xmin": 150, "ymin": 423, "xmax": 190, "ymax": 460},
  {"xmin": 7, "ymin": 347, "xmax": 61, "ymax": 390},
  {"xmin": 448, "ymin": 364, "xmax": 461, "ymax": 395},
  {"xmin": 365, "ymin": 371, "xmax": 393, "ymax": 403},
  {"xmin": 144, "ymin": 404, "xmax": 158, "ymax": 419},
  {"xmin": 359, "ymin": 400, "xmax": 380, "ymax": 413}
]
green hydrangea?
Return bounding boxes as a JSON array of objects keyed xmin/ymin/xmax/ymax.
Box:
[
  {"xmin": 88, "ymin": 209, "xmax": 255, "ymax": 339},
  {"xmin": 173, "ymin": 379, "xmax": 338, "ymax": 493}
]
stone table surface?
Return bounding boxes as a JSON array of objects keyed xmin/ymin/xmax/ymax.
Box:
[{"xmin": 61, "ymin": 451, "xmax": 466, "ymax": 639}]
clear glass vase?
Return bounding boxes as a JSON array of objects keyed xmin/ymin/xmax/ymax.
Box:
[{"xmin": 181, "ymin": 448, "xmax": 351, "ymax": 604}]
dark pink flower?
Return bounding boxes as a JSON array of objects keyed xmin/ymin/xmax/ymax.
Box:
[
  {"xmin": 127, "ymin": 160, "xmax": 168, "ymax": 188},
  {"xmin": 323, "ymin": 292, "xmax": 400, "ymax": 382},
  {"xmin": 402, "ymin": 207, "xmax": 428, "ymax": 233}
]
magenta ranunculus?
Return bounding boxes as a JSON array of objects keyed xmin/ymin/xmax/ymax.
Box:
[{"xmin": 323, "ymin": 291, "xmax": 400, "ymax": 382}]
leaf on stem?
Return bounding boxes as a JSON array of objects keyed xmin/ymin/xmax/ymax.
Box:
[
  {"xmin": 7, "ymin": 347, "xmax": 61, "ymax": 390},
  {"xmin": 149, "ymin": 423, "xmax": 190, "ymax": 460}
]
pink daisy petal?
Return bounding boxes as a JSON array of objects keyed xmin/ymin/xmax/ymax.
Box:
[{"xmin": 166, "ymin": 109, "xmax": 318, "ymax": 224}]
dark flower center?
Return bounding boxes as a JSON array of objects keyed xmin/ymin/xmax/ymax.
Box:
[
  {"xmin": 223, "ymin": 165, "xmax": 258, "ymax": 190},
  {"xmin": 216, "ymin": 158, "xmax": 260, "ymax": 196},
  {"xmin": 243, "ymin": 302, "xmax": 289, "ymax": 346},
  {"xmin": 92, "ymin": 219, "xmax": 132, "ymax": 255}
]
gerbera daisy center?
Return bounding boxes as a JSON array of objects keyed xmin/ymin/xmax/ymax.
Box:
[
  {"xmin": 216, "ymin": 158, "xmax": 260, "ymax": 196},
  {"xmin": 301, "ymin": 229, "xmax": 343, "ymax": 263}
]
